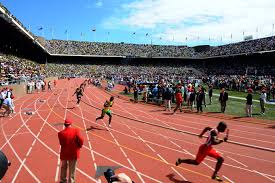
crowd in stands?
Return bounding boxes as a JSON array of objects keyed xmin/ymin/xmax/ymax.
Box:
[
  {"xmin": 45, "ymin": 36, "xmax": 275, "ymax": 58},
  {"xmin": 203, "ymin": 36, "xmax": 275, "ymax": 57},
  {"xmin": 46, "ymin": 40, "xmax": 197, "ymax": 58},
  {"xmin": 0, "ymin": 54, "xmax": 45, "ymax": 84}
]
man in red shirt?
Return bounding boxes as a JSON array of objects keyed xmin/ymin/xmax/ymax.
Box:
[
  {"xmin": 58, "ymin": 119, "xmax": 84, "ymax": 183},
  {"xmin": 173, "ymin": 87, "xmax": 183, "ymax": 113}
]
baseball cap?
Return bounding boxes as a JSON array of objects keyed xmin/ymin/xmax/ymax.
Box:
[{"xmin": 64, "ymin": 119, "xmax": 73, "ymax": 125}]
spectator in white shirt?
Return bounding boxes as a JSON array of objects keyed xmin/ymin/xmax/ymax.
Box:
[
  {"xmin": 2, "ymin": 97, "xmax": 14, "ymax": 117},
  {"xmin": 259, "ymin": 88, "xmax": 267, "ymax": 115}
]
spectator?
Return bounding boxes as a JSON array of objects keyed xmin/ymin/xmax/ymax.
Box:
[
  {"xmin": 246, "ymin": 88, "xmax": 253, "ymax": 117},
  {"xmin": 48, "ymin": 81, "xmax": 52, "ymax": 91},
  {"xmin": 163, "ymin": 86, "xmax": 172, "ymax": 111},
  {"xmin": 173, "ymin": 88, "xmax": 183, "ymax": 113},
  {"xmin": 271, "ymin": 84, "xmax": 275, "ymax": 100},
  {"xmin": 196, "ymin": 87, "xmax": 204, "ymax": 113},
  {"xmin": 189, "ymin": 89, "xmax": 196, "ymax": 111},
  {"xmin": 133, "ymin": 86, "xmax": 138, "ymax": 103},
  {"xmin": 2, "ymin": 96, "xmax": 14, "ymax": 117},
  {"xmin": 208, "ymin": 85, "xmax": 213, "ymax": 105},
  {"xmin": 219, "ymin": 88, "xmax": 228, "ymax": 113},
  {"xmin": 58, "ymin": 119, "xmax": 84, "ymax": 183},
  {"xmin": 260, "ymin": 88, "xmax": 267, "ymax": 115}
]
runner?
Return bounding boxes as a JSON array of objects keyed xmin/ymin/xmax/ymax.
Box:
[
  {"xmin": 176, "ymin": 121, "xmax": 228, "ymax": 182},
  {"xmin": 72, "ymin": 87, "xmax": 83, "ymax": 106},
  {"xmin": 95, "ymin": 96, "xmax": 114, "ymax": 127}
]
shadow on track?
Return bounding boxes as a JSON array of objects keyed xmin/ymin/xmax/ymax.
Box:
[
  {"xmin": 86, "ymin": 126, "xmax": 108, "ymax": 131},
  {"xmin": 166, "ymin": 174, "xmax": 193, "ymax": 183}
]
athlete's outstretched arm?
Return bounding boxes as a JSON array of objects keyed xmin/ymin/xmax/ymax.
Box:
[
  {"xmin": 72, "ymin": 91, "xmax": 77, "ymax": 96},
  {"xmin": 198, "ymin": 127, "xmax": 211, "ymax": 138}
]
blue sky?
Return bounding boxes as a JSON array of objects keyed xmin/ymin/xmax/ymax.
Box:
[{"xmin": 1, "ymin": 0, "xmax": 275, "ymax": 46}]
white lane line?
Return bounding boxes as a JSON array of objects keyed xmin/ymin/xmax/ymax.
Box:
[
  {"xmin": 26, "ymin": 147, "xmax": 33, "ymax": 157},
  {"xmin": 169, "ymin": 140, "xmax": 181, "ymax": 148},
  {"xmin": 65, "ymin": 103, "xmax": 275, "ymax": 178},
  {"xmin": 1, "ymin": 118, "xmax": 41, "ymax": 183},
  {"xmin": 171, "ymin": 167, "xmax": 188, "ymax": 181},
  {"xmin": 32, "ymin": 140, "xmax": 36, "ymax": 147},
  {"xmin": 146, "ymin": 144, "xmax": 156, "ymax": 152},
  {"xmin": 83, "ymin": 85, "xmax": 275, "ymax": 182},
  {"xmin": 55, "ymin": 87, "xmax": 162, "ymax": 183},
  {"xmin": 253, "ymin": 170, "xmax": 275, "ymax": 182},
  {"xmin": 227, "ymin": 156, "xmax": 248, "ymax": 168},
  {"xmin": 223, "ymin": 175, "xmax": 235, "ymax": 183},
  {"xmin": 94, "ymin": 162, "xmax": 97, "ymax": 171},
  {"xmin": 5, "ymin": 131, "xmax": 31, "ymax": 137},
  {"xmin": 89, "ymin": 89, "xmax": 188, "ymax": 182},
  {"xmin": 138, "ymin": 136, "xmax": 145, "ymax": 142},
  {"xmin": 132, "ymin": 131, "xmax": 138, "ymax": 136},
  {"xmin": 120, "ymin": 147, "xmax": 128, "ymax": 158},
  {"xmin": 114, "ymin": 138, "xmax": 119, "ymax": 146},
  {"xmin": 157, "ymin": 154, "xmax": 169, "ymax": 164},
  {"xmin": 10, "ymin": 92, "xmax": 54, "ymax": 182},
  {"xmin": 110, "ymin": 132, "xmax": 115, "ymax": 139}
]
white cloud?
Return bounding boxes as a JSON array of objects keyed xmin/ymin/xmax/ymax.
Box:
[
  {"xmin": 103, "ymin": 0, "xmax": 275, "ymax": 45},
  {"xmin": 95, "ymin": 0, "xmax": 103, "ymax": 8}
]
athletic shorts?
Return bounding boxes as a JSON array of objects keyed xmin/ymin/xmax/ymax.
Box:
[
  {"xmin": 101, "ymin": 109, "xmax": 112, "ymax": 117},
  {"xmin": 195, "ymin": 144, "xmax": 221, "ymax": 164}
]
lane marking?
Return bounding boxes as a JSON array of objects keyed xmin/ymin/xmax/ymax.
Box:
[
  {"xmin": 253, "ymin": 170, "xmax": 275, "ymax": 182},
  {"xmin": 223, "ymin": 175, "xmax": 235, "ymax": 183},
  {"xmin": 227, "ymin": 156, "xmax": 248, "ymax": 168},
  {"xmin": 157, "ymin": 154, "xmax": 168, "ymax": 164}
]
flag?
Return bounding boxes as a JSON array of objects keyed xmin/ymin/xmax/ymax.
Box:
[
  {"xmin": 230, "ymin": 33, "xmax": 233, "ymax": 39},
  {"xmin": 38, "ymin": 26, "xmax": 43, "ymax": 31},
  {"xmin": 145, "ymin": 33, "xmax": 148, "ymax": 36},
  {"xmin": 133, "ymin": 32, "xmax": 136, "ymax": 35},
  {"xmin": 92, "ymin": 29, "xmax": 96, "ymax": 32}
]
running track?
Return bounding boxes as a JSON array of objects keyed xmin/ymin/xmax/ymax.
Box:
[{"xmin": 0, "ymin": 79, "xmax": 274, "ymax": 183}]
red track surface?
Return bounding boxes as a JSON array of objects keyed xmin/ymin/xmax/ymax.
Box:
[{"xmin": 1, "ymin": 78, "xmax": 274, "ymax": 183}]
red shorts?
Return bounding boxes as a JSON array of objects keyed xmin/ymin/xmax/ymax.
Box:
[{"xmin": 195, "ymin": 144, "xmax": 221, "ymax": 164}]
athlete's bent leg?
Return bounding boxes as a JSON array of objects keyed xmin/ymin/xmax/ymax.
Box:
[{"xmin": 212, "ymin": 157, "xmax": 224, "ymax": 181}]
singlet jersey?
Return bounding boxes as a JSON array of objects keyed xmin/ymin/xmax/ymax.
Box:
[
  {"xmin": 103, "ymin": 101, "xmax": 110, "ymax": 111},
  {"xmin": 205, "ymin": 128, "xmax": 219, "ymax": 147},
  {"xmin": 76, "ymin": 90, "xmax": 82, "ymax": 97}
]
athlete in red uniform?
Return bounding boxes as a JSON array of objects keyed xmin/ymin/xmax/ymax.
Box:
[{"xmin": 176, "ymin": 122, "xmax": 228, "ymax": 182}]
